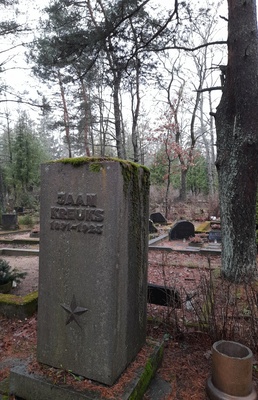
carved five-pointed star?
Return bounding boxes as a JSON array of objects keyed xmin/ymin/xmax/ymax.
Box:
[{"xmin": 61, "ymin": 295, "xmax": 88, "ymax": 328}]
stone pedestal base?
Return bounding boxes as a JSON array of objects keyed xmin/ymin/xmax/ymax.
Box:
[{"xmin": 9, "ymin": 340, "xmax": 163, "ymax": 400}]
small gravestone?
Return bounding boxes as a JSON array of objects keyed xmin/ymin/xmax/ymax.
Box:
[
  {"xmin": 33, "ymin": 158, "xmax": 150, "ymax": 387},
  {"xmin": 1, "ymin": 213, "xmax": 18, "ymax": 230},
  {"xmin": 150, "ymin": 212, "xmax": 167, "ymax": 224},
  {"xmin": 149, "ymin": 219, "xmax": 158, "ymax": 233},
  {"xmin": 208, "ymin": 230, "xmax": 221, "ymax": 243},
  {"xmin": 169, "ymin": 220, "xmax": 195, "ymax": 240},
  {"xmin": 148, "ymin": 284, "xmax": 181, "ymax": 308}
]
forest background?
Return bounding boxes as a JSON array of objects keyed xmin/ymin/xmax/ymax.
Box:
[{"xmin": 0, "ymin": 0, "xmax": 228, "ymax": 215}]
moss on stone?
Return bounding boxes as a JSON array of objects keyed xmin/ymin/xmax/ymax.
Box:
[
  {"xmin": 0, "ymin": 291, "xmax": 38, "ymax": 319},
  {"xmin": 127, "ymin": 340, "xmax": 164, "ymax": 400},
  {"xmin": 0, "ymin": 377, "xmax": 9, "ymax": 398},
  {"xmin": 54, "ymin": 156, "xmax": 109, "ymax": 167},
  {"xmin": 49, "ymin": 155, "xmax": 149, "ymax": 172},
  {"xmin": 195, "ymin": 221, "xmax": 211, "ymax": 233},
  {"xmin": 0, "ymin": 291, "xmax": 38, "ymax": 305},
  {"xmin": 49, "ymin": 156, "xmax": 150, "ymax": 218},
  {"xmin": 119, "ymin": 160, "xmax": 149, "ymax": 190},
  {"xmin": 48, "ymin": 157, "xmax": 150, "ymax": 204},
  {"xmin": 89, "ymin": 162, "xmax": 102, "ymax": 172}
]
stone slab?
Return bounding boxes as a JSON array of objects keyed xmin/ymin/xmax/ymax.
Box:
[
  {"xmin": 9, "ymin": 341, "xmax": 164, "ymax": 400},
  {"xmin": 150, "ymin": 212, "xmax": 167, "ymax": 224},
  {"xmin": 0, "ymin": 248, "xmax": 39, "ymax": 257},
  {"xmin": 169, "ymin": 220, "xmax": 195, "ymax": 240},
  {"xmin": 37, "ymin": 159, "xmax": 149, "ymax": 386},
  {"xmin": 145, "ymin": 375, "xmax": 173, "ymax": 399},
  {"xmin": 0, "ymin": 238, "xmax": 39, "ymax": 245},
  {"xmin": 149, "ymin": 234, "xmax": 168, "ymax": 246}
]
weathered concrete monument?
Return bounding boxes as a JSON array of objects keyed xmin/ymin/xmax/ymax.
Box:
[
  {"xmin": 8, "ymin": 158, "xmax": 167, "ymax": 399},
  {"xmin": 36, "ymin": 158, "xmax": 150, "ymax": 386}
]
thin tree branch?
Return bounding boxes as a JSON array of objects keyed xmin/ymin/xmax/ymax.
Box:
[
  {"xmin": 147, "ymin": 40, "xmax": 227, "ymax": 53},
  {"xmin": 0, "ymin": 98, "xmax": 47, "ymax": 109},
  {"xmin": 195, "ymin": 86, "xmax": 223, "ymax": 92},
  {"xmin": 138, "ymin": 0, "xmax": 179, "ymax": 49},
  {"xmin": 0, "ymin": 42, "xmax": 30, "ymax": 55}
]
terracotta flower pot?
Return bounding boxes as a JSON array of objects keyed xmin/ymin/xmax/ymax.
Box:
[
  {"xmin": 206, "ymin": 340, "xmax": 257, "ymax": 400},
  {"xmin": 0, "ymin": 280, "xmax": 12, "ymax": 294}
]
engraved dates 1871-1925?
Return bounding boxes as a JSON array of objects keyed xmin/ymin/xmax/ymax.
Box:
[{"xmin": 50, "ymin": 192, "xmax": 104, "ymax": 234}]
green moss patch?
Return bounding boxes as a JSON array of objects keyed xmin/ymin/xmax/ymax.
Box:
[
  {"xmin": 55, "ymin": 156, "xmax": 109, "ymax": 167},
  {"xmin": 0, "ymin": 291, "xmax": 38, "ymax": 319},
  {"xmin": 0, "ymin": 378, "xmax": 9, "ymax": 398},
  {"xmin": 125, "ymin": 340, "xmax": 164, "ymax": 400},
  {"xmin": 50, "ymin": 156, "xmax": 149, "ymax": 173},
  {"xmin": 49, "ymin": 157, "xmax": 150, "ymax": 199},
  {"xmin": 195, "ymin": 221, "xmax": 211, "ymax": 233}
]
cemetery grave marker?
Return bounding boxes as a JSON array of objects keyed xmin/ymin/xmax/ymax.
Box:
[
  {"xmin": 7, "ymin": 157, "xmax": 150, "ymax": 391},
  {"xmin": 208, "ymin": 230, "xmax": 222, "ymax": 243},
  {"xmin": 169, "ymin": 220, "xmax": 195, "ymax": 240},
  {"xmin": 148, "ymin": 283, "xmax": 181, "ymax": 308},
  {"xmin": 150, "ymin": 212, "xmax": 167, "ymax": 224}
]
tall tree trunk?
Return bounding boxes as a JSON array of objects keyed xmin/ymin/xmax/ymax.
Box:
[
  {"xmin": 0, "ymin": 167, "xmax": 5, "ymax": 212},
  {"xmin": 207, "ymin": 91, "xmax": 217, "ymax": 195},
  {"xmin": 203, "ymin": 92, "xmax": 216, "ymax": 196},
  {"xmin": 113, "ymin": 72, "xmax": 125, "ymax": 159},
  {"xmin": 58, "ymin": 70, "xmax": 72, "ymax": 158},
  {"xmin": 203, "ymin": 135, "xmax": 215, "ymax": 195},
  {"xmin": 79, "ymin": 76, "xmax": 91, "ymax": 157},
  {"xmin": 5, "ymin": 109, "xmax": 17, "ymax": 202},
  {"xmin": 97, "ymin": 84, "xmax": 106, "ymax": 156},
  {"xmin": 164, "ymin": 157, "xmax": 171, "ymax": 220},
  {"xmin": 215, "ymin": 0, "xmax": 258, "ymax": 282},
  {"xmin": 131, "ymin": 63, "xmax": 140, "ymax": 163},
  {"xmin": 130, "ymin": 17, "xmax": 141, "ymax": 163},
  {"xmin": 179, "ymin": 169, "xmax": 187, "ymax": 201}
]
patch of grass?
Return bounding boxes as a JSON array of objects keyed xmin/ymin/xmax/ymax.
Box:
[{"xmin": 18, "ymin": 214, "xmax": 34, "ymax": 227}]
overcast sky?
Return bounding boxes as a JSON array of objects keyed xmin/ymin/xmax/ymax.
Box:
[{"xmin": 0, "ymin": 0, "xmax": 228, "ymax": 127}]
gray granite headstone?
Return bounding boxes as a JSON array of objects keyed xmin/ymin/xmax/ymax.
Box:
[
  {"xmin": 208, "ymin": 230, "xmax": 221, "ymax": 243},
  {"xmin": 150, "ymin": 212, "xmax": 167, "ymax": 224},
  {"xmin": 37, "ymin": 158, "xmax": 150, "ymax": 386},
  {"xmin": 147, "ymin": 284, "xmax": 181, "ymax": 308},
  {"xmin": 169, "ymin": 220, "xmax": 195, "ymax": 240},
  {"xmin": 1, "ymin": 213, "xmax": 18, "ymax": 230}
]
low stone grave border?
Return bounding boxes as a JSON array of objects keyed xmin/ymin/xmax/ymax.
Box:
[
  {"xmin": 149, "ymin": 234, "xmax": 221, "ymax": 255},
  {"xmin": 8, "ymin": 340, "xmax": 164, "ymax": 400},
  {"xmin": 0, "ymin": 291, "xmax": 38, "ymax": 319},
  {"xmin": 0, "ymin": 229, "xmax": 39, "ymax": 245},
  {"xmin": 0, "ymin": 248, "xmax": 39, "ymax": 319},
  {"xmin": 0, "ymin": 236, "xmax": 221, "ymax": 319},
  {"xmin": 0, "ymin": 248, "xmax": 39, "ymax": 257}
]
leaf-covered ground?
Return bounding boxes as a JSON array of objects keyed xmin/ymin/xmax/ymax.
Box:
[{"xmin": 1, "ymin": 235, "xmax": 258, "ymax": 399}]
